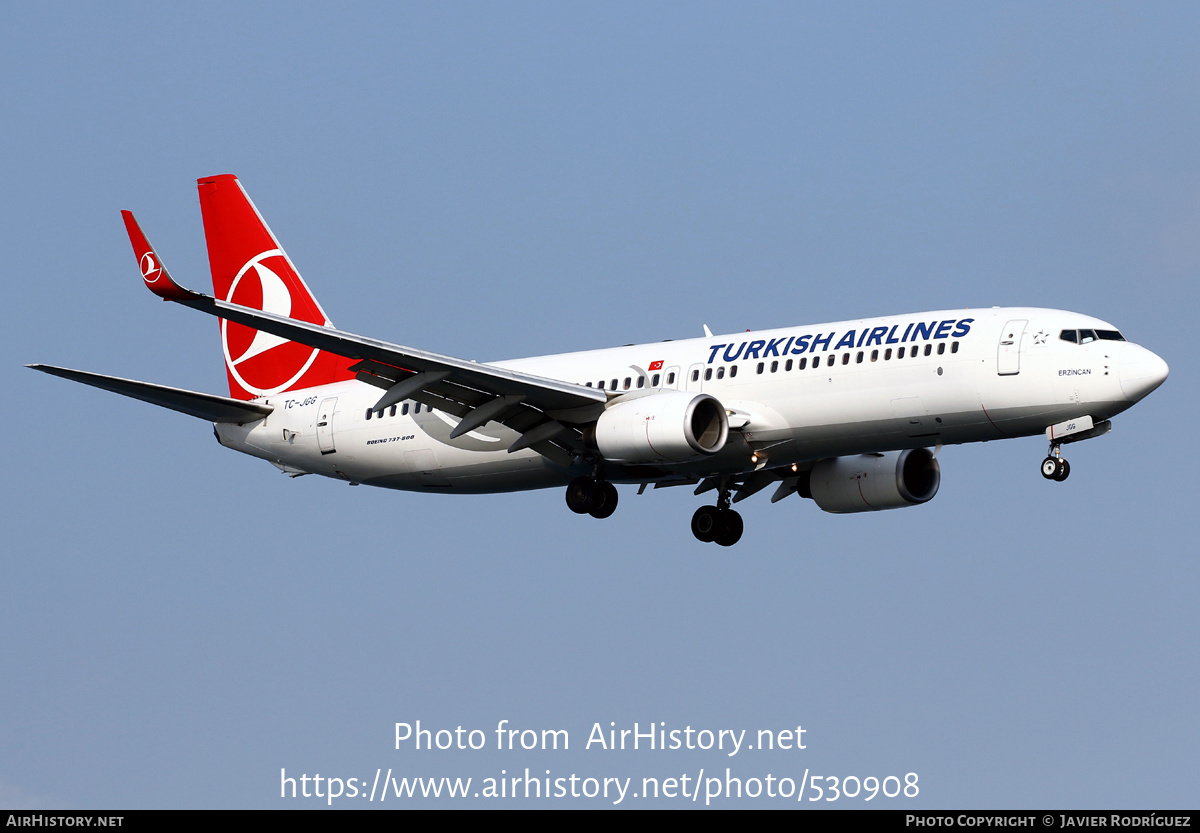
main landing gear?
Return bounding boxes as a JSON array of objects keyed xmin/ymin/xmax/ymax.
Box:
[
  {"xmin": 566, "ymin": 476, "xmax": 619, "ymax": 519},
  {"xmin": 1041, "ymin": 444, "xmax": 1071, "ymax": 482},
  {"xmin": 691, "ymin": 486, "xmax": 743, "ymax": 547}
]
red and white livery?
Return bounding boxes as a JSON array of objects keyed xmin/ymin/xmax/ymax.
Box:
[{"xmin": 33, "ymin": 176, "xmax": 1169, "ymax": 546}]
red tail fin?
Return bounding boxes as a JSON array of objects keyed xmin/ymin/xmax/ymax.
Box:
[{"xmin": 197, "ymin": 175, "xmax": 354, "ymax": 400}]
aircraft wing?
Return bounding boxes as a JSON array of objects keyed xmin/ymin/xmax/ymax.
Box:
[
  {"xmin": 195, "ymin": 296, "xmax": 606, "ymax": 463},
  {"xmin": 28, "ymin": 365, "xmax": 274, "ymax": 423},
  {"xmin": 199, "ymin": 295, "xmax": 604, "ymax": 415},
  {"xmin": 125, "ymin": 211, "xmax": 606, "ymax": 463}
]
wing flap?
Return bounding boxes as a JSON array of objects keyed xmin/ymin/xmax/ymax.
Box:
[
  {"xmin": 192, "ymin": 297, "xmax": 601, "ymax": 456},
  {"xmin": 186, "ymin": 295, "xmax": 604, "ymax": 413},
  {"xmin": 122, "ymin": 213, "xmax": 606, "ymax": 464}
]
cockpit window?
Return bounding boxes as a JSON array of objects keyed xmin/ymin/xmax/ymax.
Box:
[{"xmin": 1062, "ymin": 328, "xmax": 1124, "ymax": 344}]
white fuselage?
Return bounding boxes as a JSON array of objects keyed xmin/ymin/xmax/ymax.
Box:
[{"xmin": 215, "ymin": 307, "xmax": 1163, "ymax": 493}]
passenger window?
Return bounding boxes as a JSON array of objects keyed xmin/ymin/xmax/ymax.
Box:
[
  {"xmin": 770, "ymin": 360, "xmax": 778, "ymax": 373},
  {"xmin": 624, "ymin": 377, "xmax": 631, "ymax": 390},
  {"xmin": 856, "ymin": 351, "xmax": 863, "ymax": 364},
  {"xmin": 611, "ymin": 379, "xmax": 618, "ymax": 390},
  {"xmin": 586, "ymin": 381, "xmax": 593, "ymax": 387},
  {"xmin": 898, "ymin": 346, "xmax": 905, "ymax": 359},
  {"xmin": 390, "ymin": 405, "xmax": 397, "ymax": 417},
  {"xmin": 924, "ymin": 344, "xmax": 932, "ymax": 356},
  {"xmin": 871, "ymin": 349, "xmax": 878, "ymax": 362},
  {"xmin": 691, "ymin": 369, "xmax": 699, "ymax": 382},
  {"xmin": 785, "ymin": 359, "xmax": 793, "ymax": 371},
  {"xmin": 637, "ymin": 376, "xmax": 644, "ymax": 388},
  {"xmin": 756, "ymin": 362, "xmax": 764, "ymax": 374},
  {"xmin": 842, "ymin": 353, "xmax": 850, "ymax": 365},
  {"xmin": 813, "ymin": 355, "xmax": 821, "ymax": 368},
  {"xmin": 937, "ymin": 343, "xmax": 945, "ymax": 355},
  {"xmin": 652, "ymin": 373, "xmax": 660, "ymax": 386},
  {"xmin": 799, "ymin": 357, "xmax": 807, "ymax": 370},
  {"xmin": 667, "ymin": 372, "xmax": 676, "ymax": 385},
  {"xmin": 951, "ymin": 342, "xmax": 959, "ymax": 353},
  {"xmin": 402, "ymin": 403, "xmax": 409, "ymax": 415},
  {"xmin": 716, "ymin": 367, "xmax": 725, "ymax": 379},
  {"xmin": 704, "ymin": 368, "xmax": 712, "ymax": 381},
  {"xmin": 730, "ymin": 365, "xmax": 738, "ymax": 378},
  {"xmin": 365, "ymin": 408, "xmax": 372, "ymax": 420},
  {"xmin": 885, "ymin": 348, "xmax": 892, "ymax": 360}
]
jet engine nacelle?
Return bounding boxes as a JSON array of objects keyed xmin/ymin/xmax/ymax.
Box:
[
  {"xmin": 808, "ymin": 448, "xmax": 940, "ymax": 513},
  {"xmin": 596, "ymin": 391, "xmax": 729, "ymax": 464}
]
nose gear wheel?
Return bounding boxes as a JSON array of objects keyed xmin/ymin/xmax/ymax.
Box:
[{"xmin": 1041, "ymin": 444, "xmax": 1070, "ymax": 482}]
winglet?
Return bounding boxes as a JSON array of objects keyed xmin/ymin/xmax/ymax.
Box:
[{"xmin": 121, "ymin": 210, "xmax": 202, "ymax": 302}]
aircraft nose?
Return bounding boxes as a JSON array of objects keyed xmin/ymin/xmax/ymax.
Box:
[{"xmin": 1119, "ymin": 347, "xmax": 1169, "ymax": 402}]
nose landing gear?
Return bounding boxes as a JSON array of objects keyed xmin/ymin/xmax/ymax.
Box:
[
  {"xmin": 1041, "ymin": 445, "xmax": 1071, "ymax": 481},
  {"xmin": 691, "ymin": 485, "xmax": 744, "ymax": 546}
]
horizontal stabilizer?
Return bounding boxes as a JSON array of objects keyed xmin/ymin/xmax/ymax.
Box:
[{"xmin": 28, "ymin": 365, "xmax": 273, "ymax": 423}]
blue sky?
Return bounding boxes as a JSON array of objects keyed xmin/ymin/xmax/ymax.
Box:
[{"xmin": 2, "ymin": 2, "xmax": 1196, "ymax": 808}]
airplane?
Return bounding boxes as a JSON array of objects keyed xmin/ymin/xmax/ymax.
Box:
[{"xmin": 31, "ymin": 175, "xmax": 1169, "ymax": 547}]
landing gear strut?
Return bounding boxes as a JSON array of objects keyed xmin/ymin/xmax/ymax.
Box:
[
  {"xmin": 691, "ymin": 485, "xmax": 743, "ymax": 547},
  {"xmin": 1041, "ymin": 444, "xmax": 1071, "ymax": 482},
  {"xmin": 566, "ymin": 476, "xmax": 619, "ymax": 519}
]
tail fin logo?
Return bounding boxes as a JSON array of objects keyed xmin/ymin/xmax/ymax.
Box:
[
  {"xmin": 220, "ymin": 249, "xmax": 323, "ymax": 397},
  {"xmin": 140, "ymin": 253, "xmax": 162, "ymax": 284}
]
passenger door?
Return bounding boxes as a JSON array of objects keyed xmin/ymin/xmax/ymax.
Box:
[
  {"xmin": 997, "ymin": 319, "xmax": 1027, "ymax": 376},
  {"xmin": 316, "ymin": 397, "xmax": 338, "ymax": 454}
]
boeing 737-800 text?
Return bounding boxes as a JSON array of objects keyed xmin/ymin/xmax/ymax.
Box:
[{"xmin": 31, "ymin": 175, "xmax": 1169, "ymax": 546}]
